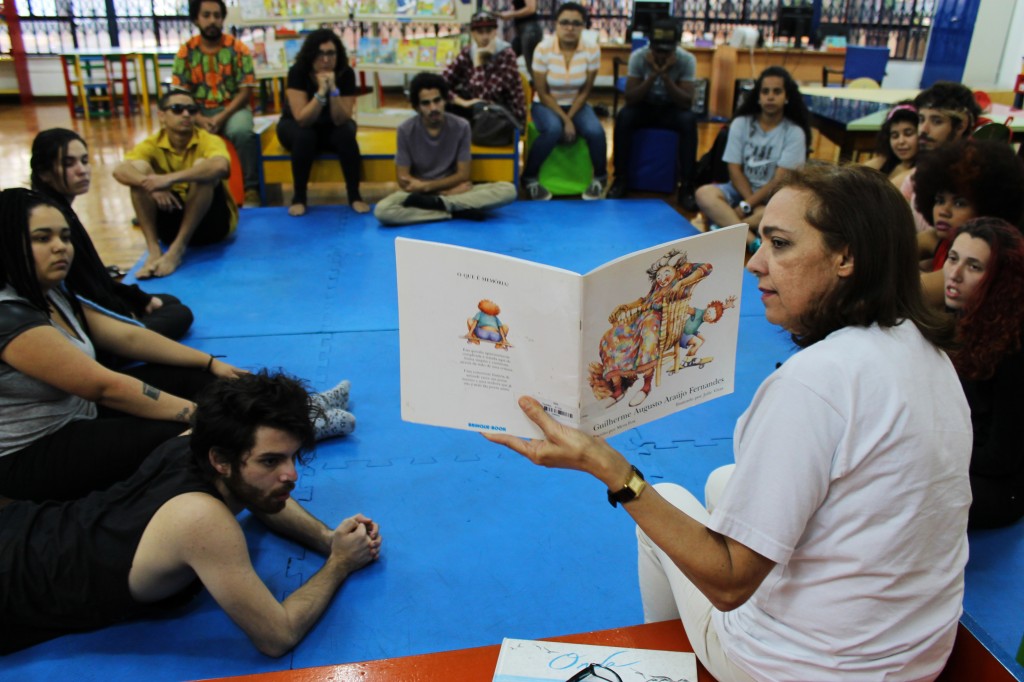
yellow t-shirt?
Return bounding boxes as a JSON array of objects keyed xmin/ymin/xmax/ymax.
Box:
[{"xmin": 125, "ymin": 128, "xmax": 238, "ymax": 232}]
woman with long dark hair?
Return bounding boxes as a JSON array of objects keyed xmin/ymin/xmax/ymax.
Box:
[
  {"xmin": 277, "ymin": 28, "xmax": 368, "ymax": 217},
  {"xmin": 0, "ymin": 189, "xmax": 356, "ymax": 504},
  {"xmin": 30, "ymin": 128, "xmax": 194, "ymax": 344},
  {"xmin": 944, "ymin": 217, "xmax": 1024, "ymax": 528},
  {"xmin": 694, "ymin": 66, "xmax": 811, "ymax": 250}
]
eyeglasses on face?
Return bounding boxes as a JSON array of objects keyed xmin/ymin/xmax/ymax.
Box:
[
  {"xmin": 565, "ymin": 663, "xmax": 622, "ymax": 682},
  {"xmin": 317, "ymin": 49, "xmax": 338, "ymax": 58},
  {"xmin": 557, "ymin": 19, "xmax": 585, "ymax": 27},
  {"xmin": 163, "ymin": 103, "xmax": 199, "ymax": 115}
]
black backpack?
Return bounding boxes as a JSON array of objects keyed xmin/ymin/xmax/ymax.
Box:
[{"xmin": 693, "ymin": 124, "xmax": 730, "ymax": 188}]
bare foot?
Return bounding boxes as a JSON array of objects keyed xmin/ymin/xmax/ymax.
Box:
[
  {"xmin": 150, "ymin": 250, "xmax": 183, "ymax": 277},
  {"xmin": 288, "ymin": 203, "xmax": 307, "ymax": 217},
  {"xmin": 351, "ymin": 200, "xmax": 371, "ymax": 214},
  {"xmin": 136, "ymin": 254, "xmax": 162, "ymax": 279}
]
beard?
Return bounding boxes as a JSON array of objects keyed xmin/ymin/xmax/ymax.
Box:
[
  {"xmin": 201, "ymin": 24, "xmax": 222, "ymax": 41},
  {"xmin": 224, "ymin": 468, "xmax": 294, "ymax": 514}
]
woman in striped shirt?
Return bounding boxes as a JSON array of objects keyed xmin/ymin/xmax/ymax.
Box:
[{"xmin": 524, "ymin": 2, "xmax": 607, "ymax": 201}]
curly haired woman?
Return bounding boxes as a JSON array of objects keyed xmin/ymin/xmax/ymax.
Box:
[{"xmin": 944, "ymin": 217, "xmax": 1024, "ymax": 528}]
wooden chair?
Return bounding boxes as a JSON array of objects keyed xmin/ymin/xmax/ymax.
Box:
[{"xmin": 654, "ymin": 291, "xmax": 695, "ymax": 387}]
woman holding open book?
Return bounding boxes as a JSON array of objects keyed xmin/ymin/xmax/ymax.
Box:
[
  {"xmin": 486, "ymin": 164, "xmax": 971, "ymax": 681},
  {"xmin": 277, "ymin": 29, "xmax": 369, "ymax": 217}
]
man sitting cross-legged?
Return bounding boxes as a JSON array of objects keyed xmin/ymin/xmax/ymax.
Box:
[
  {"xmin": 0, "ymin": 370, "xmax": 381, "ymax": 657},
  {"xmin": 374, "ymin": 72, "xmax": 518, "ymax": 227},
  {"xmin": 114, "ymin": 91, "xmax": 238, "ymax": 279}
]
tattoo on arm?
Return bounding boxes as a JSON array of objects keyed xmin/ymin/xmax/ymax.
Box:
[
  {"xmin": 174, "ymin": 405, "xmax": 193, "ymax": 423},
  {"xmin": 142, "ymin": 383, "xmax": 161, "ymax": 400}
]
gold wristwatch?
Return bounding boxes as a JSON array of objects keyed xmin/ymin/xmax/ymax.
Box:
[{"xmin": 607, "ymin": 465, "xmax": 646, "ymax": 507}]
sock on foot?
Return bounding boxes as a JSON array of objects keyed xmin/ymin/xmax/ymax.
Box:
[
  {"xmin": 314, "ymin": 408, "xmax": 356, "ymax": 440},
  {"xmin": 312, "ymin": 379, "xmax": 350, "ymax": 412},
  {"xmin": 451, "ymin": 208, "xmax": 487, "ymax": 221}
]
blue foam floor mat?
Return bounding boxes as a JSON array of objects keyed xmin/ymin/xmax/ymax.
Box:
[{"xmin": 7, "ymin": 201, "xmax": 1023, "ymax": 680}]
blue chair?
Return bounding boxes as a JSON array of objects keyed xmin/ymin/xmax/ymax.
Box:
[{"xmin": 822, "ymin": 46, "xmax": 889, "ymax": 87}]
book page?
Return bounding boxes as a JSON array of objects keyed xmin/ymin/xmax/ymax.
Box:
[
  {"xmin": 397, "ymin": 238, "xmax": 582, "ymax": 438},
  {"xmin": 579, "ymin": 225, "xmax": 748, "ymax": 436},
  {"xmin": 493, "ymin": 637, "xmax": 698, "ymax": 682}
]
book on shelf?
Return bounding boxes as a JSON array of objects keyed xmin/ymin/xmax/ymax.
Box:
[
  {"xmin": 491, "ymin": 638, "xmax": 698, "ymax": 682},
  {"xmin": 416, "ymin": 37, "xmax": 438, "ymax": 67},
  {"xmin": 433, "ymin": 0, "xmax": 456, "ymax": 16},
  {"xmin": 434, "ymin": 36, "xmax": 461, "ymax": 67},
  {"xmin": 376, "ymin": 0, "xmax": 397, "ymax": 13},
  {"xmin": 415, "ymin": 0, "xmax": 435, "ymax": 14},
  {"xmin": 378, "ymin": 35, "xmax": 397, "ymax": 64},
  {"xmin": 358, "ymin": 36, "xmax": 381, "ymax": 63},
  {"xmin": 356, "ymin": 0, "xmax": 377, "ymax": 12},
  {"xmin": 395, "ymin": 0, "xmax": 416, "ymax": 14},
  {"xmin": 395, "ymin": 39, "xmax": 418, "ymax": 66},
  {"xmin": 396, "ymin": 225, "xmax": 747, "ymax": 440}
]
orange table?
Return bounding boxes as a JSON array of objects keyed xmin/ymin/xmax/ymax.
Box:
[{"xmin": 203, "ymin": 619, "xmax": 1016, "ymax": 682}]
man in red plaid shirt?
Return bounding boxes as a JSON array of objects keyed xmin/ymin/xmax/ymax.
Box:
[{"xmin": 442, "ymin": 10, "xmax": 526, "ymax": 125}]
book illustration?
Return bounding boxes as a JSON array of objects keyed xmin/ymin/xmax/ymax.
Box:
[
  {"xmin": 415, "ymin": 0, "xmax": 435, "ymax": 14},
  {"xmin": 356, "ymin": 0, "xmax": 377, "ymax": 13},
  {"xmin": 416, "ymin": 37, "xmax": 437, "ymax": 67},
  {"xmin": 396, "ymin": 225, "xmax": 747, "ymax": 439},
  {"xmin": 434, "ymin": 0, "xmax": 455, "ymax": 15},
  {"xmin": 465, "ymin": 299, "xmax": 512, "ymax": 350},
  {"xmin": 588, "ymin": 249, "xmax": 736, "ymax": 409},
  {"xmin": 376, "ymin": 0, "xmax": 396, "ymax": 12},
  {"xmin": 395, "ymin": 0, "xmax": 416, "ymax": 14},
  {"xmin": 492, "ymin": 638, "xmax": 697, "ymax": 682}
]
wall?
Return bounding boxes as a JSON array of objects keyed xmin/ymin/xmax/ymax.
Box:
[{"xmin": 963, "ymin": 0, "xmax": 1021, "ymax": 90}]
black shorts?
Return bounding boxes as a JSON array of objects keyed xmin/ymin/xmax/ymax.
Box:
[{"xmin": 155, "ymin": 182, "xmax": 232, "ymax": 247}]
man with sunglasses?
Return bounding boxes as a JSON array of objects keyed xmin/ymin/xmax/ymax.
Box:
[
  {"xmin": 171, "ymin": 0, "xmax": 260, "ymax": 208},
  {"xmin": 114, "ymin": 91, "xmax": 237, "ymax": 279},
  {"xmin": 607, "ymin": 19, "xmax": 699, "ymax": 210},
  {"xmin": 374, "ymin": 72, "xmax": 517, "ymax": 226}
]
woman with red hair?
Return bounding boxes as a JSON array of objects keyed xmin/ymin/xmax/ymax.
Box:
[{"xmin": 944, "ymin": 217, "xmax": 1024, "ymax": 528}]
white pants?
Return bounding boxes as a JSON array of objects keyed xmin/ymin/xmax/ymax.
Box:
[{"xmin": 636, "ymin": 466, "xmax": 757, "ymax": 682}]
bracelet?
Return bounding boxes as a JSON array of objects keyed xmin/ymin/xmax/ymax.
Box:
[
  {"xmin": 329, "ymin": 87, "xmax": 340, "ymax": 97},
  {"xmin": 314, "ymin": 92, "xmax": 328, "ymax": 104},
  {"xmin": 205, "ymin": 354, "xmax": 225, "ymax": 372}
]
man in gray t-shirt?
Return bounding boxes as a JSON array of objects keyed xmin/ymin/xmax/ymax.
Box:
[
  {"xmin": 608, "ymin": 19, "xmax": 699, "ymax": 208},
  {"xmin": 374, "ymin": 72, "xmax": 517, "ymax": 227}
]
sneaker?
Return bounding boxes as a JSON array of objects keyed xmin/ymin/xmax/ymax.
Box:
[
  {"xmin": 676, "ymin": 183, "xmax": 698, "ymax": 212},
  {"xmin": 525, "ymin": 181, "xmax": 552, "ymax": 201},
  {"xmin": 607, "ymin": 177, "xmax": 628, "ymax": 199},
  {"xmin": 243, "ymin": 188, "xmax": 261, "ymax": 208},
  {"xmin": 582, "ymin": 178, "xmax": 606, "ymax": 201}
]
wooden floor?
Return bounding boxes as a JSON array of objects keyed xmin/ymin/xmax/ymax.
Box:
[{"xmin": 0, "ymin": 94, "xmax": 841, "ymax": 270}]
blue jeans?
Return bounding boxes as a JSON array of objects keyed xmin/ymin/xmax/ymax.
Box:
[{"xmin": 525, "ymin": 102, "xmax": 607, "ymax": 182}]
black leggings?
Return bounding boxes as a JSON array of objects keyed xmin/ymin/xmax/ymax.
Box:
[
  {"xmin": 0, "ymin": 364, "xmax": 215, "ymax": 503},
  {"xmin": 277, "ymin": 117, "xmax": 363, "ymax": 205}
]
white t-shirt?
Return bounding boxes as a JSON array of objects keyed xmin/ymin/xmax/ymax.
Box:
[
  {"xmin": 722, "ymin": 115, "xmax": 806, "ymax": 190},
  {"xmin": 709, "ymin": 321, "xmax": 971, "ymax": 682}
]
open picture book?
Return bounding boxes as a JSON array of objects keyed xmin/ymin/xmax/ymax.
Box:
[
  {"xmin": 492, "ymin": 637, "xmax": 698, "ymax": 681},
  {"xmin": 396, "ymin": 224, "xmax": 747, "ymax": 439}
]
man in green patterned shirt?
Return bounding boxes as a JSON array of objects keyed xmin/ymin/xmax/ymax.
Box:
[{"xmin": 172, "ymin": 0, "xmax": 260, "ymax": 206}]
